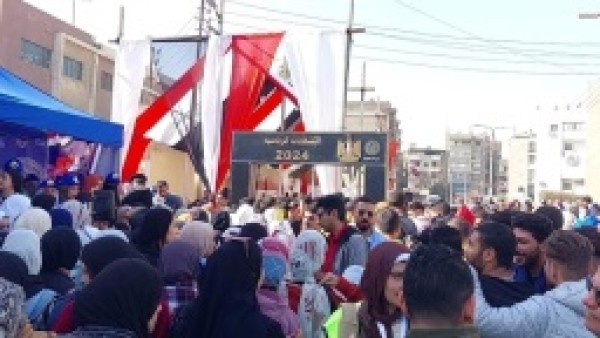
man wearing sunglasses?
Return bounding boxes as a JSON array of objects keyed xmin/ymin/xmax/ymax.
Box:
[
  {"xmin": 473, "ymin": 230, "xmax": 594, "ymax": 338},
  {"xmin": 353, "ymin": 196, "xmax": 386, "ymax": 250}
]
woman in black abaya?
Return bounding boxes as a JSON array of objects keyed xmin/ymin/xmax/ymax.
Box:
[{"xmin": 183, "ymin": 238, "xmax": 285, "ymax": 338}]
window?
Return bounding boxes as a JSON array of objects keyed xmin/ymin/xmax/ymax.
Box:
[
  {"xmin": 528, "ymin": 141, "xmax": 536, "ymax": 153},
  {"xmin": 563, "ymin": 122, "xmax": 585, "ymax": 132},
  {"xmin": 550, "ymin": 124, "xmax": 558, "ymax": 132},
  {"xmin": 430, "ymin": 172, "xmax": 437, "ymax": 179},
  {"xmin": 564, "ymin": 142, "xmax": 574, "ymax": 151},
  {"xmin": 528, "ymin": 154, "xmax": 536, "ymax": 164},
  {"xmin": 63, "ymin": 56, "xmax": 83, "ymax": 81},
  {"xmin": 20, "ymin": 39, "xmax": 51, "ymax": 68},
  {"xmin": 431, "ymin": 161, "xmax": 438, "ymax": 168},
  {"xmin": 527, "ymin": 169, "xmax": 535, "ymax": 183},
  {"xmin": 423, "ymin": 162, "xmax": 429, "ymax": 168},
  {"xmin": 100, "ymin": 71, "xmax": 113, "ymax": 91},
  {"xmin": 562, "ymin": 179, "xmax": 573, "ymax": 191}
]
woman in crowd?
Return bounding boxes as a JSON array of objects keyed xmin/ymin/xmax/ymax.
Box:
[
  {"xmin": 158, "ymin": 240, "xmax": 200, "ymax": 313},
  {"xmin": 61, "ymin": 200, "xmax": 98, "ymax": 246},
  {"xmin": 133, "ymin": 207, "xmax": 179, "ymax": 267},
  {"xmin": 257, "ymin": 238, "xmax": 300, "ymax": 338},
  {"xmin": 0, "ymin": 251, "xmax": 29, "ymax": 291},
  {"xmin": 13, "ymin": 207, "xmax": 51, "ymax": 237},
  {"xmin": 324, "ymin": 242, "xmax": 410, "ymax": 338},
  {"xmin": 59, "ymin": 258, "xmax": 162, "ymax": 338},
  {"xmin": 80, "ymin": 236, "xmax": 144, "ymax": 285},
  {"xmin": 0, "ymin": 277, "xmax": 33, "ymax": 337},
  {"xmin": 179, "ymin": 221, "xmax": 216, "ymax": 261},
  {"xmin": 183, "ymin": 239, "xmax": 285, "ymax": 337},
  {"xmin": 38, "ymin": 228, "xmax": 82, "ymax": 296},
  {"xmin": 288, "ymin": 230, "xmax": 330, "ymax": 338},
  {"xmin": 53, "ymin": 236, "xmax": 171, "ymax": 338},
  {"xmin": 1, "ymin": 229, "xmax": 43, "ymax": 298}
]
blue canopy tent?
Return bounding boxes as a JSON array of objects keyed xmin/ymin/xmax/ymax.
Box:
[{"xmin": 0, "ymin": 67, "xmax": 123, "ymax": 147}]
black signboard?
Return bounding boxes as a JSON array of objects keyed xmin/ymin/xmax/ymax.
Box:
[{"xmin": 232, "ymin": 132, "xmax": 387, "ymax": 165}]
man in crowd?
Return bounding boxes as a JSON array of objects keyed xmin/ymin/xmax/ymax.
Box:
[
  {"xmin": 377, "ymin": 207, "xmax": 402, "ymax": 242},
  {"xmin": 535, "ymin": 205, "xmax": 564, "ymax": 231},
  {"xmin": 512, "ymin": 213, "xmax": 553, "ymax": 294},
  {"xmin": 24, "ymin": 173, "xmax": 39, "ymax": 199},
  {"xmin": 155, "ymin": 180, "xmax": 183, "ymax": 211},
  {"xmin": 465, "ymin": 221, "xmax": 534, "ymax": 307},
  {"xmin": 121, "ymin": 173, "xmax": 153, "ymax": 208},
  {"xmin": 584, "ymin": 265, "xmax": 600, "ymax": 335},
  {"xmin": 314, "ymin": 194, "xmax": 367, "ymax": 304},
  {"xmin": 353, "ymin": 196, "xmax": 386, "ymax": 249},
  {"xmin": 403, "ymin": 244, "xmax": 479, "ymax": 337},
  {"xmin": 388, "ymin": 191, "xmax": 417, "ymax": 239},
  {"xmin": 474, "ymin": 230, "xmax": 594, "ymax": 337},
  {"xmin": 575, "ymin": 226, "xmax": 600, "ymax": 276}
]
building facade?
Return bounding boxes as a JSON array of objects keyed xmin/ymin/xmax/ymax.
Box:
[
  {"xmin": 446, "ymin": 132, "xmax": 501, "ymax": 202},
  {"xmin": 345, "ymin": 100, "xmax": 401, "ymax": 195},
  {"xmin": 586, "ymin": 84, "xmax": 600, "ymax": 200},
  {"xmin": 534, "ymin": 107, "xmax": 586, "ymax": 201},
  {"xmin": 404, "ymin": 147, "xmax": 448, "ymax": 199},
  {"xmin": 0, "ymin": 0, "xmax": 114, "ymax": 120},
  {"xmin": 507, "ymin": 132, "xmax": 535, "ymax": 200}
]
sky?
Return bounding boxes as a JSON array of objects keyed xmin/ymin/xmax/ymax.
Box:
[{"xmin": 24, "ymin": 0, "xmax": 600, "ymax": 150}]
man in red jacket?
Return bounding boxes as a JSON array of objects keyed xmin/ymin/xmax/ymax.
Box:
[{"xmin": 314, "ymin": 194, "xmax": 368, "ymax": 305}]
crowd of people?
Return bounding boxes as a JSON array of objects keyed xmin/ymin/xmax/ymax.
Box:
[{"xmin": 0, "ymin": 158, "xmax": 599, "ymax": 337}]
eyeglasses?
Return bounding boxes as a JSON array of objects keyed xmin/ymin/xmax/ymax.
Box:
[
  {"xmin": 358, "ymin": 210, "xmax": 374, "ymax": 217},
  {"xmin": 587, "ymin": 277, "xmax": 600, "ymax": 305}
]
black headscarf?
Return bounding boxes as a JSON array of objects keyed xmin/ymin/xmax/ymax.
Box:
[
  {"xmin": 133, "ymin": 207, "xmax": 173, "ymax": 266},
  {"xmin": 185, "ymin": 239, "xmax": 282, "ymax": 338},
  {"xmin": 81, "ymin": 236, "xmax": 145, "ymax": 279},
  {"xmin": 73, "ymin": 258, "xmax": 162, "ymax": 338},
  {"xmin": 0, "ymin": 251, "xmax": 29, "ymax": 289},
  {"xmin": 40, "ymin": 228, "xmax": 82, "ymax": 272},
  {"xmin": 239, "ymin": 223, "xmax": 268, "ymax": 243}
]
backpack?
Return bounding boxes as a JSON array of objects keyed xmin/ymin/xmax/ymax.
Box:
[{"xmin": 26, "ymin": 289, "xmax": 74, "ymax": 331}]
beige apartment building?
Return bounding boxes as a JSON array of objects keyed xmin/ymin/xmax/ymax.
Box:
[
  {"xmin": 0, "ymin": 0, "xmax": 199, "ymax": 201},
  {"xmin": 586, "ymin": 83, "xmax": 600, "ymax": 200},
  {"xmin": 507, "ymin": 132, "xmax": 535, "ymax": 200}
]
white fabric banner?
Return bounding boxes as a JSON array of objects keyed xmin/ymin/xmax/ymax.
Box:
[
  {"xmin": 111, "ymin": 40, "xmax": 151, "ymax": 169},
  {"xmin": 284, "ymin": 31, "xmax": 346, "ymax": 195},
  {"xmin": 201, "ymin": 35, "xmax": 232, "ymax": 192}
]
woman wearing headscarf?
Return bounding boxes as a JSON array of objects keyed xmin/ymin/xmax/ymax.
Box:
[
  {"xmin": 324, "ymin": 242, "xmax": 410, "ymax": 338},
  {"xmin": 49, "ymin": 208, "xmax": 74, "ymax": 229},
  {"xmin": 60, "ymin": 200, "xmax": 98, "ymax": 246},
  {"xmin": 183, "ymin": 239, "xmax": 285, "ymax": 338},
  {"xmin": 13, "ymin": 207, "xmax": 51, "ymax": 237},
  {"xmin": 179, "ymin": 221, "xmax": 216, "ymax": 260},
  {"xmin": 59, "ymin": 258, "xmax": 162, "ymax": 338},
  {"xmin": 133, "ymin": 207, "xmax": 179, "ymax": 267},
  {"xmin": 0, "ymin": 251, "xmax": 29, "ymax": 290},
  {"xmin": 53, "ymin": 236, "xmax": 172, "ymax": 338},
  {"xmin": 258, "ymin": 238, "xmax": 300, "ymax": 338},
  {"xmin": 158, "ymin": 240, "xmax": 200, "ymax": 314},
  {"xmin": 0, "ymin": 277, "xmax": 30, "ymax": 337},
  {"xmin": 288, "ymin": 230, "xmax": 330, "ymax": 338},
  {"xmin": 1, "ymin": 229, "xmax": 43, "ymax": 298},
  {"xmin": 39, "ymin": 228, "xmax": 82, "ymax": 295}
]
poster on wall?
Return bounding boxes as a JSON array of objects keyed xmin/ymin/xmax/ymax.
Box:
[{"xmin": 0, "ymin": 122, "xmax": 48, "ymax": 178}]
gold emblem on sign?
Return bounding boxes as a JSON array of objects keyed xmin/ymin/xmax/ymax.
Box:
[
  {"xmin": 338, "ymin": 135, "xmax": 361, "ymax": 163},
  {"xmin": 365, "ymin": 140, "xmax": 381, "ymax": 156}
]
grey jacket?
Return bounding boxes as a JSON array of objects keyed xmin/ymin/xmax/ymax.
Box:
[
  {"xmin": 473, "ymin": 268, "xmax": 594, "ymax": 338},
  {"xmin": 332, "ymin": 232, "xmax": 368, "ymax": 276}
]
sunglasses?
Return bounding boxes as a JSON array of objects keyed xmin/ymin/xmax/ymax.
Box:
[
  {"xmin": 587, "ymin": 277, "xmax": 600, "ymax": 305},
  {"xmin": 358, "ymin": 210, "xmax": 374, "ymax": 217}
]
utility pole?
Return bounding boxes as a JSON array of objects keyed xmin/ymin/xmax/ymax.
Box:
[
  {"xmin": 348, "ymin": 62, "xmax": 375, "ymax": 196},
  {"xmin": 341, "ymin": 0, "xmax": 366, "ymax": 132}
]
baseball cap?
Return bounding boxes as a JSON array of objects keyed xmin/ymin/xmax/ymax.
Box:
[{"xmin": 4, "ymin": 158, "xmax": 22, "ymax": 173}]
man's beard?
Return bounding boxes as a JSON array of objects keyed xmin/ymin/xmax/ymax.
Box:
[{"xmin": 357, "ymin": 221, "xmax": 370, "ymax": 232}]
